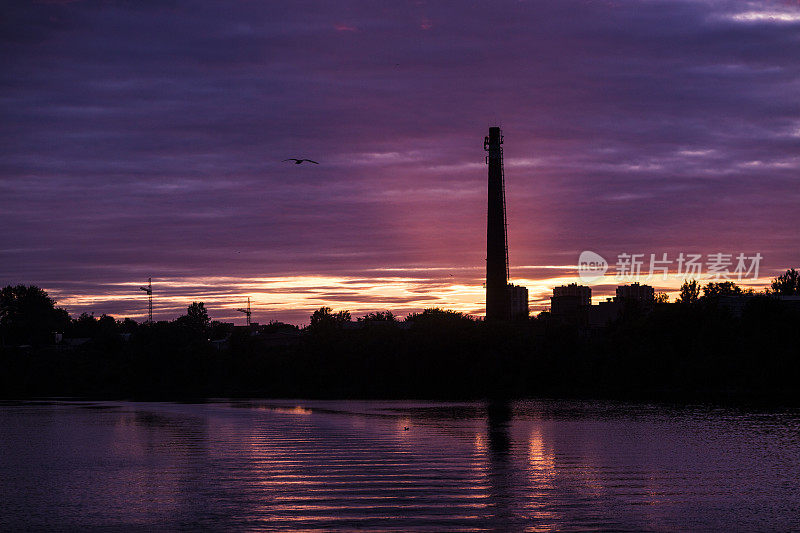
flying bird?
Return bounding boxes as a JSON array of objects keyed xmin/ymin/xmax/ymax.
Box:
[{"xmin": 283, "ymin": 158, "xmax": 319, "ymax": 165}]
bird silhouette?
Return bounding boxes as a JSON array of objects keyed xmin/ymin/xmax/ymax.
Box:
[{"xmin": 283, "ymin": 158, "xmax": 319, "ymax": 165}]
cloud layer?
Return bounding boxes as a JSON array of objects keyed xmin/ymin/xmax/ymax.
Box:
[{"xmin": 2, "ymin": 0, "xmax": 799, "ymax": 323}]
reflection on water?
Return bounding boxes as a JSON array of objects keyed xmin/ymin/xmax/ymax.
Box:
[
  {"xmin": 486, "ymin": 401, "xmax": 512, "ymax": 530},
  {"xmin": 1, "ymin": 400, "xmax": 799, "ymax": 531}
]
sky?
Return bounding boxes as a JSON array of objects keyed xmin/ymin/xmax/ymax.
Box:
[{"xmin": 1, "ymin": 0, "xmax": 799, "ymax": 325}]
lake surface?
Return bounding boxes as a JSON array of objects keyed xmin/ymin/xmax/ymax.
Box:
[{"xmin": 1, "ymin": 399, "xmax": 799, "ymax": 531}]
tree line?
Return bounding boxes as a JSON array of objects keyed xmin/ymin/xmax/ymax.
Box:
[{"xmin": 1, "ymin": 269, "xmax": 798, "ymax": 401}]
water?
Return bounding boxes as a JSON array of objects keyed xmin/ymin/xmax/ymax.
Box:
[{"xmin": 1, "ymin": 400, "xmax": 799, "ymax": 531}]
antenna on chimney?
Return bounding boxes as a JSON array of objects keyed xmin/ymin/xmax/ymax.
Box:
[
  {"xmin": 139, "ymin": 277, "xmax": 153, "ymax": 323},
  {"xmin": 236, "ymin": 297, "xmax": 252, "ymax": 326}
]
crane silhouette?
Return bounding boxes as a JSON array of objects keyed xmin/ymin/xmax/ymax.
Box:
[
  {"xmin": 283, "ymin": 158, "xmax": 319, "ymax": 165},
  {"xmin": 236, "ymin": 297, "xmax": 252, "ymax": 326},
  {"xmin": 139, "ymin": 277, "xmax": 152, "ymax": 323}
]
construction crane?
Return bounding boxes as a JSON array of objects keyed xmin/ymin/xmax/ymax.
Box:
[
  {"xmin": 139, "ymin": 277, "xmax": 153, "ymax": 323},
  {"xmin": 236, "ymin": 297, "xmax": 252, "ymax": 326}
]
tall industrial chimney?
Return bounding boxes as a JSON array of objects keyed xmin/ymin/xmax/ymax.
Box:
[{"xmin": 485, "ymin": 126, "xmax": 510, "ymax": 320}]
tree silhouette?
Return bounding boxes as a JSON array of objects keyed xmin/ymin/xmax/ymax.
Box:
[
  {"xmin": 0, "ymin": 285, "xmax": 70, "ymax": 345},
  {"xmin": 309, "ymin": 307, "xmax": 351, "ymax": 331},
  {"xmin": 404, "ymin": 308, "xmax": 475, "ymax": 325},
  {"xmin": 771, "ymin": 268, "xmax": 800, "ymax": 295},
  {"xmin": 357, "ymin": 311, "xmax": 396, "ymax": 322},
  {"xmin": 676, "ymin": 280, "xmax": 700, "ymax": 304},
  {"xmin": 702, "ymin": 281, "xmax": 743, "ymax": 299},
  {"xmin": 119, "ymin": 317, "xmax": 138, "ymax": 333},
  {"xmin": 176, "ymin": 302, "xmax": 210, "ymax": 334}
]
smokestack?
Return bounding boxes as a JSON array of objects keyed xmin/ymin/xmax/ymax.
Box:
[{"xmin": 485, "ymin": 126, "xmax": 509, "ymax": 321}]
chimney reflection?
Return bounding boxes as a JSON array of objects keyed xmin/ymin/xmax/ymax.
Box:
[
  {"xmin": 487, "ymin": 401, "xmax": 512, "ymax": 458},
  {"xmin": 486, "ymin": 401, "xmax": 513, "ymax": 527}
]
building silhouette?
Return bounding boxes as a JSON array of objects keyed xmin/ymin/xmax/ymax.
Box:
[
  {"xmin": 616, "ymin": 283, "xmax": 655, "ymax": 303},
  {"xmin": 484, "ymin": 127, "xmax": 528, "ymax": 320},
  {"xmin": 550, "ymin": 283, "xmax": 659, "ymax": 327},
  {"xmin": 587, "ymin": 283, "xmax": 656, "ymax": 327},
  {"xmin": 508, "ymin": 284, "xmax": 529, "ymax": 318},
  {"xmin": 553, "ymin": 283, "xmax": 592, "ymax": 306},
  {"xmin": 550, "ymin": 283, "xmax": 591, "ymax": 324}
]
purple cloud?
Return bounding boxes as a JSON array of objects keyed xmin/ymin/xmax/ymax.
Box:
[{"xmin": 1, "ymin": 0, "xmax": 799, "ymax": 323}]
